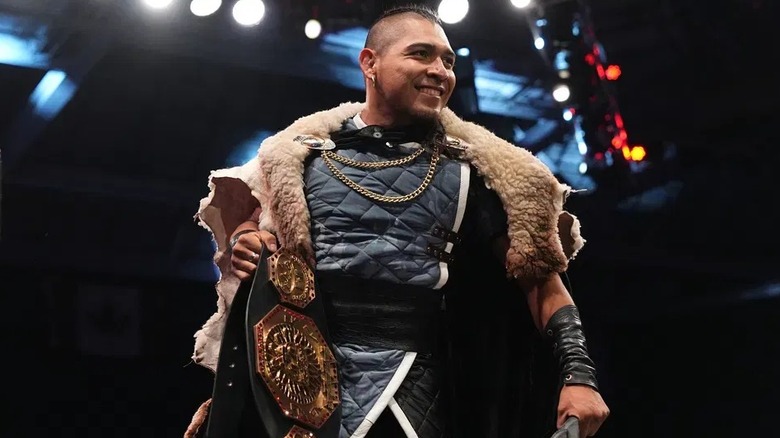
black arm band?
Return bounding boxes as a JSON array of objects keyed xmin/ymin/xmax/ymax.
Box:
[{"xmin": 544, "ymin": 304, "xmax": 599, "ymax": 391}]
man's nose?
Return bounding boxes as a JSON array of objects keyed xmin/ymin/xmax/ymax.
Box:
[{"xmin": 427, "ymin": 58, "xmax": 448, "ymax": 79}]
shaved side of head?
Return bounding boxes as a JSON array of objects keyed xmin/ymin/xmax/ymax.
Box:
[{"xmin": 364, "ymin": 4, "xmax": 442, "ymax": 54}]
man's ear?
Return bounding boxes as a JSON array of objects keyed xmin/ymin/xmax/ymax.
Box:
[{"xmin": 359, "ymin": 48, "xmax": 377, "ymax": 78}]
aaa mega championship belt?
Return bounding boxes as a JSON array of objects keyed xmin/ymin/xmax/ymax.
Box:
[{"xmin": 245, "ymin": 247, "xmax": 341, "ymax": 438}]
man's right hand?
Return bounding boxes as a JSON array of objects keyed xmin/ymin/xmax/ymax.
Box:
[{"xmin": 230, "ymin": 230, "xmax": 278, "ymax": 281}]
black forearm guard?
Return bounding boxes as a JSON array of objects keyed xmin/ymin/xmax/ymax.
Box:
[{"xmin": 544, "ymin": 304, "xmax": 599, "ymax": 391}]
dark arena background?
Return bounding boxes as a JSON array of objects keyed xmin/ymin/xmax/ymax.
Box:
[{"xmin": 1, "ymin": 0, "xmax": 778, "ymax": 436}]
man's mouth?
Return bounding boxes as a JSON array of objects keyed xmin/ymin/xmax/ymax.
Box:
[{"xmin": 417, "ymin": 86, "xmax": 445, "ymax": 97}]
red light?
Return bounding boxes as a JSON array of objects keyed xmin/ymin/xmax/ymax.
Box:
[
  {"xmin": 594, "ymin": 152, "xmax": 604, "ymax": 160},
  {"xmin": 596, "ymin": 64, "xmax": 605, "ymax": 79},
  {"xmin": 585, "ymin": 54, "xmax": 595, "ymax": 65},
  {"xmin": 605, "ymin": 65, "xmax": 622, "ymax": 80},
  {"xmin": 614, "ymin": 113, "xmax": 624, "ymax": 129}
]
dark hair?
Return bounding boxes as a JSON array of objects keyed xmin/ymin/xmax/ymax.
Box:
[{"xmin": 364, "ymin": 4, "xmax": 442, "ymax": 51}]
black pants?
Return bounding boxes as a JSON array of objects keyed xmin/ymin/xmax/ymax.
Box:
[{"xmin": 366, "ymin": 408, "xmax": 409, "ymax": 437}]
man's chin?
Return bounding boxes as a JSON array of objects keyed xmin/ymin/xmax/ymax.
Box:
[{"xmin": 409, "ymin": 105, "xmax": 442, "ymax": 122}]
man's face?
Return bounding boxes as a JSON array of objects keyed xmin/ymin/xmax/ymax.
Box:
[{"xmin": 372, "ymin": 17, "xmax": 457, "ymax": 124}]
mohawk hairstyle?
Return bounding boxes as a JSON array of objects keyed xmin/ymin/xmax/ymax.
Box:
[{"xmin": 364, "ymin": 4, "xmax": 442, "ymax": 53}]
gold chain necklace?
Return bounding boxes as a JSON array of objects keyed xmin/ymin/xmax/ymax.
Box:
[
  {"xmin": 321, "ymin": 147, "xmax": 425, "ymax": 169},
  {"xmin": 320, "ymin": 146, "xmax": 441, "ymax": 203}
]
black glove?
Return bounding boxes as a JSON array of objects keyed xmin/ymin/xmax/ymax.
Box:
[{"xmin": 544, "ymin": 304, "xmax": 599, "ymax": 391}]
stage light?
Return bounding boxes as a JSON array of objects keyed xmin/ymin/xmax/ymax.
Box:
[
  {"xmin": 305, "ymin": 19, "xmax": 322, "ymax": 39},
  {"xmin": 190, "ymin": 0, "xmax": 221, "ymax": 17},
  {"xmin": 552, "ymin": 84, "xmax": 570, "ymax": 102},
  {"xmin": 144, "ymin": 0, "xmax": 173, "ymax": 9},
  {"xmin": 605, "ymin": 64, "xmax": 622, "ymax": 80},
  {"xmin": 534, "ymin": 37, "xmax": 545, "ymax": 50},
  {"xmin": 630, "ymin": 146, "xmax": 646, "ymax": 161},
  {"xmin": 511, "ymin": 0, "xmax": 532, "ymax": 8},
  {"xmin": 233, "ymin": 0, "xmax": 265, "ymax": 26},
  {"xmin": 438, "ymin": 0, "xmax": 469, "ymax": 24},
  {"xmin": 579, "ymin": 162, "xmax": 588, "ymax": 174},
  {"xmin": 457, "ymin": 47, "xmax": 470, "ymax": 57}
]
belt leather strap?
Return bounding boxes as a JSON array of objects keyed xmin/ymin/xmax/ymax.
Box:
[
  {"xmin": 205, "ymin": 272, "xmax": 253, "ymax": 437},
  {"xmin": 206, "ymin": 247, "xmax": 342, "ymax": 438}
]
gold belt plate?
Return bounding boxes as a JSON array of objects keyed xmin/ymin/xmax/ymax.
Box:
[
  {"xmin": 255, "ymin": 305, "xmax": 339, "ymax": 429},
  {"xmin": 285, "ymin": 425, "xmax": 315, "ymax": 437},
  {"xmin": 267, "ymin": 249, "xmax": 316, "ymax": 309}
]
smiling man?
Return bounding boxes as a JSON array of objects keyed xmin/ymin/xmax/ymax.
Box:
[{"xmin": 186, "ymin": 5, "xmax": 609, "ymax": 438}]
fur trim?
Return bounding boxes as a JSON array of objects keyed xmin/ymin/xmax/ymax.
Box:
[
  {"xmin": 439, "ymin": 108, "xmax": 573, "ymax": 278},
  {"xmin": 257, "ymin": 102, "xmax": 363, "ymax": 266}
]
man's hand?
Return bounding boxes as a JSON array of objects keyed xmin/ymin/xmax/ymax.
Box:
[
  {"xmin": 230, "ymin": 230, "xmax": 278, "ymax": 281},
  {"xmin": 557, "ymin": 385, "xmax": 609, "ymax": 437}
]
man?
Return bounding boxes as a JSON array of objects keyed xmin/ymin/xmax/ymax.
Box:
[{"xmin": 185, "ymin": 5, "xmax": 609, "ymax": 438}]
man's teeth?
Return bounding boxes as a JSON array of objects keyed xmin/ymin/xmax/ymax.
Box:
[{"xmin": 420, "ymin": 88, "xmax": 442, "ymax": 96}]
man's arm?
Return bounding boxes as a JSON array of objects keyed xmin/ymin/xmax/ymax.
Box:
[{"xmin": 493, "ymin": 235, "xmax": 610, "ymax": 437}]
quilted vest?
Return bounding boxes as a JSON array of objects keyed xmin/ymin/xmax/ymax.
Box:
[{"xmin": 303, "ymin": 121, "xmax": 469, "ymax": 290}]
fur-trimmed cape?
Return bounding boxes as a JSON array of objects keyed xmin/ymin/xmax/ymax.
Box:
[{"xmin": 192, "ymin": 102, "xmax": 584, "ymax": 372}]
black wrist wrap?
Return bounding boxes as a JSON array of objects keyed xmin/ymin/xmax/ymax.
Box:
[{"xmin": 544, "ymin": 304, "xmax": 599, "ymax": 391}]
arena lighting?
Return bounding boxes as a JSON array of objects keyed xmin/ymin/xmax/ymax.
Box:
[
  {"xmin": 620, "ymin": 145, "xmax": 646, "ymax": 162},
  {"xmin": 511, "ymin": 0, "xmax": 532, "ymax": 8},
  {"xmin": 630, "ymin": 145, "xmax": 646, "ymax": 161},
  {"xmin": 552, "ymin": 84, "xmax": 570, "ymax": 102},
  {"xmin": 605, "ymin": 64, "xmax": 622, "ymax": 80},
  {"xmin": 438, "ymin": 0, "xmax": 469, "ymax": 24},
  {"xmin": 143, "ymin": 0, "xmax": 173, "ymax": 9},
  {"xmin": 190, "ymin": 0, "xmax": 222, "ymax": 17},
  {"xmin": 305, "ymin": 19, "xmax": 322, "ymax": 39},
  {"xmin": 233, "ymin": 0, "xmax": 265, "ymax": 26}
]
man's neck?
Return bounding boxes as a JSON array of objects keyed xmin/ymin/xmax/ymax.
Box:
[
  {"xmin": 359, "ymin": 109, "xmax": 438, "ymax": 133},
  {"xmin": 359, "ymin": 105, "xmax": 411, "ymax": 128}
]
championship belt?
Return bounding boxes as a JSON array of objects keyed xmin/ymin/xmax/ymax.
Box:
[{"xmin": 245, "ymin": 247, "xmax": 341, "ymax": 438}]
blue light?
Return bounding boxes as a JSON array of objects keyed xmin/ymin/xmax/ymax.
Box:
[
  {"xmin": 456, "ymin": 47, "xmax": 470, "ymax": 57},
  {"xmin": 226, "ymin": 130, "xmax": 275, "ymax": 166},
  {"xmin": 0, "ymin": 32, "xmax": 49, "ymax": 68},
  {"xmin": 321, "ymin": 26, "xmax": 368, "ymax": 61},
  {"xmin": 30, "ymin": 70, "xmax": 76, "ymax": 120}
]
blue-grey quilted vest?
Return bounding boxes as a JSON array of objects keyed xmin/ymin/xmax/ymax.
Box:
[{"xmin": 304, "ymin": 137, "xmax": 469, "ymax": 290}]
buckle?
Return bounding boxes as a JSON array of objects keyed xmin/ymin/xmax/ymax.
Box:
[
  {"xmin": 425, "ymin": 244, "xmax": 455, "ymax": 264},
  {"xmin": 267, "ymin": 249, "xmax": 316, "ymax": 309},
  {"xmin": 431, "ymin": 226, "xmax": 462, "ymax": 245},
  {"xmin": 254, "ymin": 305, "xmax": 340, "ymax": 429}
]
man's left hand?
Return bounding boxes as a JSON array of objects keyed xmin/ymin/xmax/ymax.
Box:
[{"xmin": 557, "ymin": 384, "xmax": 609, "ymax": 437}]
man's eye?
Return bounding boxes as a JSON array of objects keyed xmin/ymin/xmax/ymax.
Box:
[{"xmin": 413, "ymin": 50, "xmax": 428, "ymax": 57}]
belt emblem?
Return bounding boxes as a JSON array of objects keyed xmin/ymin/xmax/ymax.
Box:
[
  {"xmin": 268, "ymin": 249, "xmax": 316, "ymax": 309},
  {"xmin": 255, "ymin": 305, "xmax": 339, "ymax": 429}
]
